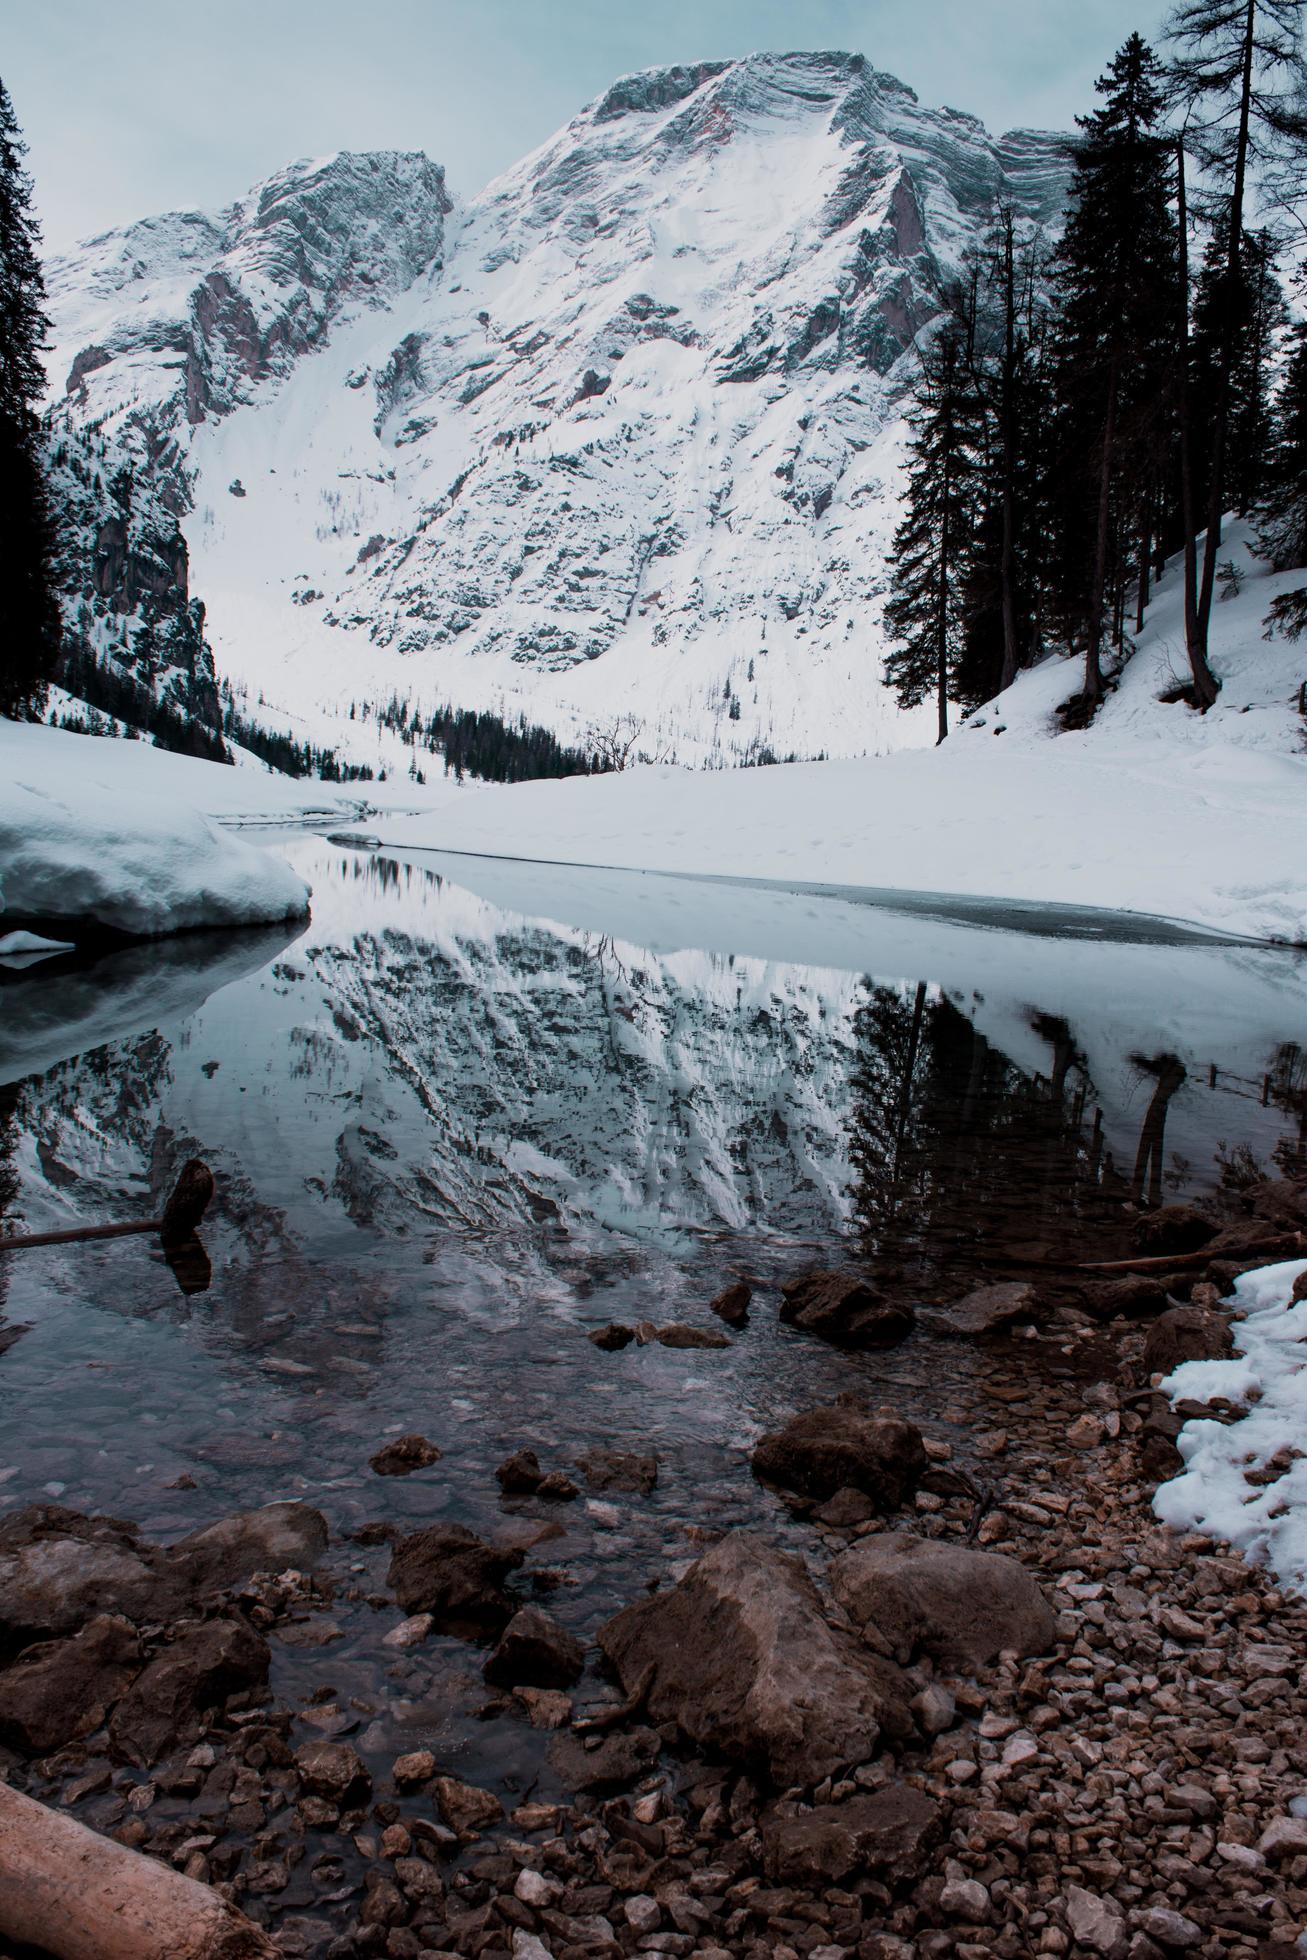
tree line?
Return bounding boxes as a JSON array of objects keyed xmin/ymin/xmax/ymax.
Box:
[{"xmin": 884, "ymin": 1, "xmax": 1307, "ymax": 739}]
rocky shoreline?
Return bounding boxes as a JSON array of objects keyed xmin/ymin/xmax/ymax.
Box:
[{"xmin": 1, "ymin": 1181, "xmax": 1306, "ymax": 1960}]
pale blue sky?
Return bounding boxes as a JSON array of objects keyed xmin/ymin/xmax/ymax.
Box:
[{"xmin": 6, "ymin": 0, "xmax": 1173, "ymax": 255}]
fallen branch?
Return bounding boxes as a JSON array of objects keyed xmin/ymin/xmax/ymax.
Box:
[
  {"xmin": 0, "ymin": 1781, "xmax": 276, "ymax": 1959},
  {"xmin": 1079, "ymin": 1232, "xmax": 1304, "ymax": 1276},
  {"xmin": 0, "ymin": 1159, "xmax": 214, "ymax": 1257}
]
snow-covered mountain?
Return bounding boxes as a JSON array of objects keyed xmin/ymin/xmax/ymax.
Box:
[{"xmin": 43, "ymin": 53, "xmax": 1068, "ymax": 769}]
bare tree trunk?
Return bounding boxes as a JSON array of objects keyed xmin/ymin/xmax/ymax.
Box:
[
  {"xmin": 998, "ymin": 214, "xmax": 1021, "ymax": 694},
  {"xmin": 1193, "ymin": 0, "xmax": 1255, "ymax": 698},
  {"xmin": 1136, "ymin": 499, "xmax": 1151, "ymax": 633},
  {"xmin": 1175, "ymin": 140, "xmax": 1221, "ymax": 707},
  {"xmin": 1085, "ymin": 366, "xmax": 1119, "ymax": 703},
  {"xmin": 937, "ymin": 456, "xmax": 951, "ymax": 744}
]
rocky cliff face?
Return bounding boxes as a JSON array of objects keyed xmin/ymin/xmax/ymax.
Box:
[
  {"xmin": 43, "ymin": 152, "xmax": 451, "ymax": 752},
  {"xmin": 44, "ymin": 56, "xmax": 1066, "ymax": 767}
]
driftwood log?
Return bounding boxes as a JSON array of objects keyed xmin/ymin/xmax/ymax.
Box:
[
  {"xmin": 0, "ymin": 1159, "xmax": 214, "ymax": 1256},
  {"xmin": 0, "ymin": 1781, "xmax": 276, "ymax": 1959},
  {"xmin": 1080, "ymin": 1231, "xmax": 1305, "ymax": 1276}
]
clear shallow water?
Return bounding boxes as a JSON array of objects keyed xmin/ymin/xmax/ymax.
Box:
[{"xmin": 0, "ymin": 836, "xmax": 1303, "ymax": 1801}]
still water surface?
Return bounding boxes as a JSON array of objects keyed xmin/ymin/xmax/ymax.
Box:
[{"xmin": 0, "ymin": 836, "xmax": 1303, "ymax": 1799}]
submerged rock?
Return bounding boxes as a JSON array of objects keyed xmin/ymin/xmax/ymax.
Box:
[
  {"xmin": 171, "ymin": 1502, "xmax": 329, "ymax": 1588},
  {"xmin": 710, "ymin": 1280, "xmax": 752, "ymax": 1326},
  {"xmin": 654, "ymin": 1322, "xmax": 731, "ymax": 1349},
  {"xmin": 598, "ymin": 1530, "xmax": 911, "ymax": 1786},
  {"xmin": 930, "ymin": 1281, "xmax": 1047, "ymax": 1338},
  {"xmin": 369, "ymin": 1433, "xmax": 443, "ymax": 1476},
  {"xmin": 0, "ymin": 1508, "xmax": 187, "ymax": 1650},
  {"xmin": 387, "ymin": 1522, "xmax": 523, "ymax": 1633},
  {"xmin": 751, "ymin": 1402, "xmax": 926, "ymax": 1508},
  {"xmin": 779, "ymin": 1269, "xmax": 914, "ymax": 1348},
  {"xmin": 577, "ymin": 1448, "xmax": 657, "ymax": 1494},
  {"xmin": 830, "ymin": 1532, "xmax": 1057, "ymax": 1671}
]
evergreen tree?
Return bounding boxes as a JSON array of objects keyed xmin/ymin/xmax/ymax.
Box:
[
  {"xmin": 0, "ymin": 76, "xmax": 61, "ymax": 714},
  {"xmin": 1165, "ymin": 0, "xmax": 1307, "ymax": 701},
  {"xmin": 1256, "ymin": 320, "xmax": 1307, "ymax": 572},
  {"xmin": 1189, "ymin": 226, "xmax": 1284, "ymax": 517},
  {"xmin": 883, "ymin": 328, "xmax": 980, "ymax": 742},
  {"xmin": 949, "ymin": 211, "xmax": 1051, "ymax": 705},
  {"xmin": 1046, "ymin": 34, "xmax": 1179, "ymax": 710}
]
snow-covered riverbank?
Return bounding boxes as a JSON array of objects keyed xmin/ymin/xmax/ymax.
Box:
[
  {"xmin": 0, "ymin": 723, "xmax": 310, "ymax": 940},
  {"xmin": 365, "ymin": 734, "xmax": 1307, "ymax": 945},
  {"xmin": 0, "ymin": 720, "xmax": 472, "ymax": 941}
]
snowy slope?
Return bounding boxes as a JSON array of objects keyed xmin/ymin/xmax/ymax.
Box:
[{"xmin": 44, "ymin": 54, "xmax": 1067, "ymax": 767}]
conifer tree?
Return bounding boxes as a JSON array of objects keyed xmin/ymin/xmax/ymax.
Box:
[
  {"xmin": 1256, "ymin": 320, "xmax": 1307, "ymax": 572},
  {"xmin": 1046, "ymin": 34, "xmax": 1179, "ymax": 710},
  {"xmin": 883, "ymin": 328, "xmax": 979, "ymax": 743},
  {"xmin": 1165, "ymin": 0, "xmax": 1307, "ymax": 700},
  {"xmin": 0, "ymin": 76, "xmax": 61, "ymax": 715},
  {"xmin": 950, "ymin": 211, "xmax": 1051, "ymax": 704}
]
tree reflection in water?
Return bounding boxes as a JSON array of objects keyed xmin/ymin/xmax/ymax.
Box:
[{"xmin": 846, "ymin": 981, "xmax": 1129, "ymax": 1287}]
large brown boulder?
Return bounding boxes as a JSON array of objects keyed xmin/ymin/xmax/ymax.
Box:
[
  {"xmin": 1142, "ymin": 1305, "xmax": 1235, "ymax": 1379},
  {"xmin": 761, "ymin": 1784, "xmax": 942, "ymax": 1885},
  {"xmin": 1082, "ymin": 1275, "xmax": 1169, "ymax": 1321},
  {"xmin": 0, "ymin": 1614, "xmax": 141, "ymax": 1756},
  {"xmin": 780, "ymin": 1271, "xmax": 914, "ymax": 1348},
  {"xmin": 0, "ymin": 1509, "xmax": 187, "ymax": 1654},
  {"xmin": 0, "ymin": 1503, "xmax": 329, "ymax": 1661},
  {"xmin": 931, "ymin": 1282, "xmax": 1047, "ymax": 1338},
  {"xmin": 597, "ymin": 1531, "xmax": 912, "ymax": 1787},
  {"xmin": 108, "ymin": 1616, "xmax": 270, "ymax": 1767},
  {"xmin": 387, "ymin": 1523, "xmax": 523, "ymax": 1633},
  {"xmin": 1133, "ymin": 1205, "xmax": 1217, "ymax": 1255},
  {"xmin": 172, "ymin": 1503, "xmax": 329, "ymax": 1588},
  {"xmin": 482, "ymin": 1605, "xmax": 584, "ymax": 1689},
  {"xmin": 751, "ymin": 1402, "xmax": 926, "ymax": 1508},
  {"xmin": 1246, "ymin": 1177, "xmax": 1307, "ymax": 1230},
  {"xmin": 830, "ymin": 1533, "xmax": 1057, "ymax": 1672}
]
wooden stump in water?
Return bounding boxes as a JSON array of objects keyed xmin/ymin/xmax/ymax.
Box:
[{"xmin": 159, "ymin": 1159, "xmax": 216, "ymax": 1248}]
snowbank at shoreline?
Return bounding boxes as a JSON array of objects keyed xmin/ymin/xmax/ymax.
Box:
[
  {"xmin": 369, "ymin": 735, "xmax": 1307, "ymax": 944},
  {"xmin": 1155, "ymin": 1258, "xmax": 1307, "ymax": 1593},
  {"xmin": 0, "ymin": 721, "xmax": 314, "ymax": 938}
]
